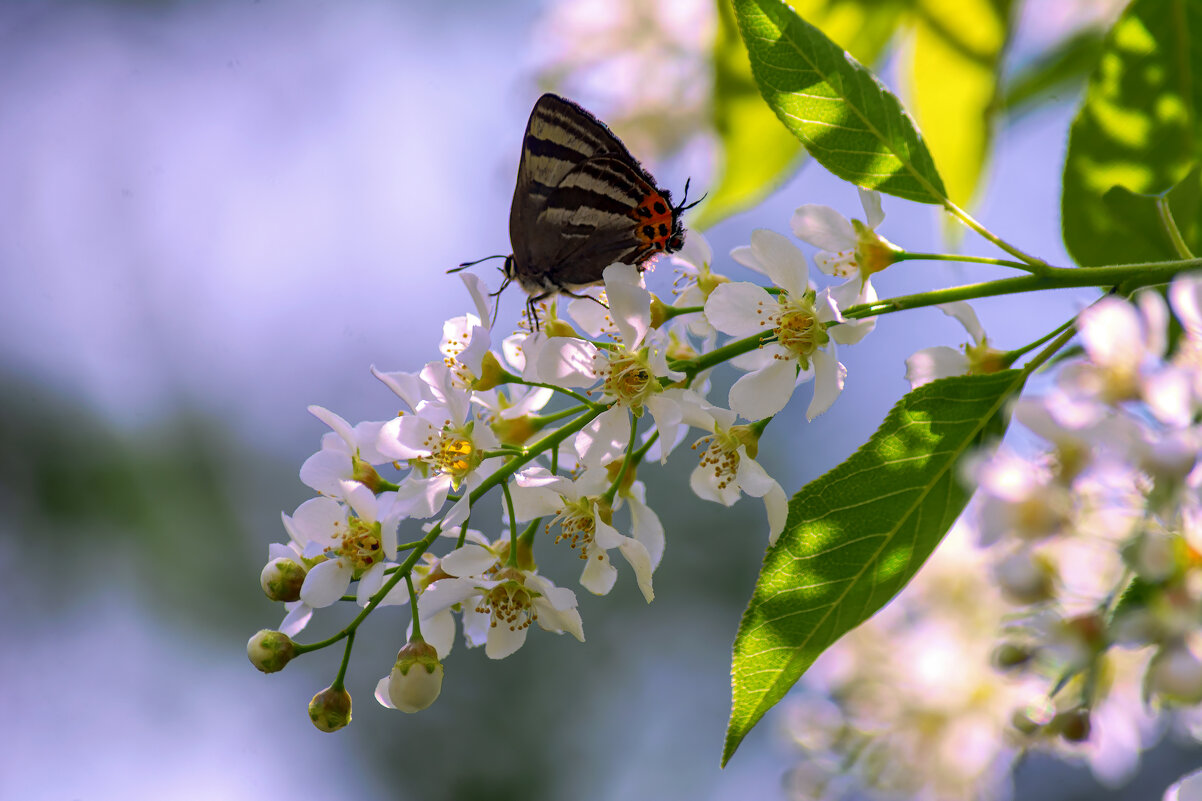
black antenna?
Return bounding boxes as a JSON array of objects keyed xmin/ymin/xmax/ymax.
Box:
[
  {"xmin": 448, "ymin": 254, "xmax": 507, "ymax": 274},
  {"xmin": 674, "ymin": 178, "xmax": 707, "ymax": 214}
]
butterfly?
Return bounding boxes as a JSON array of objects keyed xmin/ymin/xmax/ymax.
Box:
[{"xmin": 455, "ymin": 93, "xmax": 700, "ymax": 330}]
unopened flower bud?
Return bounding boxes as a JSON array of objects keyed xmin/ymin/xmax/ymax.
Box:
[
  {"xmin": 1149, "ymin": 643, "xmax": 1202, "ymax": 704},
  {"xmin": 991, "ymin": 642, "xmax": 1035, "ymax": 671},
  {"xmin": 1010, "ymin": 697, "xmax": 1055, "ymax": 735},
  {"xmin": 1050, "ymin": 707, "xmax": 1092, "ymax": 742},
  {"xmin": 387, "ymin": 640, "xmax": 444, "ymax": 713},
  {"xmin": 247, "ymin": 629, "xmax": 295, "ymax": 673},
  {"xmin": 260, "ymin": 558, "xmax": 306, "ymax": 602},
  {"xmin": 309, "ymin": 685, "xmax": 352, "ymax": 732}
]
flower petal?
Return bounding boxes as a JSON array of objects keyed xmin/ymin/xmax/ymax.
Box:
[
  {"xmin": 1078, "ymin": 297, "xmax": 1144, "ymax": 371},
  {"xmin": 536, "ymin": 338, "xmax": 600, "ymax": 388},
  {"xmin": 485, "ymin": 622, "xmax": 528, "ymax": 659},
  {"xmin": 828, "ymin": 280, "xmax": 877, "ymax": 345},
  {"xmin": 580, "ymin": 550, "xmax": 618, "ymax": 595},
  {"xmin": 905, "ymin": 346, "xmax": 969, "ymax": 389},
  {"xmin": 617, "ymin": 537, "xmax": 655, "ymax": 603},
  {"xmin": 1171, "ymin": 274, "xmax": 1202, "ymax": 337},
  {"xmin": 460, "ymin": 271, "xmax": 493, "ymax": 326},
  {"xmin": 417, "ymin": 608, "xmax": 456, "ymax": 659},
  {"xmin": 604, "ymin": 263, "xmax": 652, "ymax": 347},
  {"xmin": 290, "ymin": 496, "xmax": 347, "ymax": 550},
  {"xmin": 704, "ymin": 282, "xmax": 775, "ymax": 337},
  {"xmin": 790, "ymin": 203, "xmax": 856, "ymax": 251},
  {"xmin": 574, "ymin": 405, "xmax": 630, "ymax": 467},
  {"xmin": 300, "ymin": 558, "xmax": 352, "ymax": 608},
  {"xmin": 356, "ymin": 561, "xmax": 389, "ymax": 606},
  {"xmin": 806, "ymin": 348, "xmax": 846, "ymax": 420},
  {"xmin": 279, "ymin": 601, "xmax": 313, "ymax": 637},
  {"xmin": 440, "ymin": 543, "xmax": 498, "ymax": 577},
  {"xmin": 765, "ymin": 482, "xmax": 788, "ymax": 545},
  {"xmin": 730, "ymin": 360, "xmax": 798, "ymax": 420},
  {"xmin": 645, "ymin": 393, "xmax": 685, "ymax": 462},
  {"xmin": 374, "ymin": 675, "xmax": 397, "ymax": 709},
  {"xmin": 938, "ymin": 301, "xmax": 986, "ymax": 344},
  {"xmin": 857, "ymin": 188, "xmax": 884, "ymax": 229},
  {"xmin": 677, "ymin": 230, "xmax": 712, "ymax": 269},
  {"xmin": 735, "ymin": 452, "xmax": 776, "ymax": 497},
  {"xmin": 371, "ymin": 366, "xmax": 428, "ymax": 411},
  {"xmin": 751, "ymin": 229, "xmax": 810, "ymax": 297},
  {"xmin": 299, "ymin": 449, "xmax": 353, "ymax": 496}
]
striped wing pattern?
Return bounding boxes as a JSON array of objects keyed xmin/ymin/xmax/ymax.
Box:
[{"xmin": 508, "ymin": 94, "xmax": 663, "ymax": 294}]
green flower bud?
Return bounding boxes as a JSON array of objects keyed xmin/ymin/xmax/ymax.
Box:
[
  {"xmin": 387, "ymin": 640, "xmax": 444, "ymax": 713},
  {"xmin": 260, "ymin": 558, "xmax": 306, "ymax": 602},
  {"xmin": 309, "ymin": 685, "xmax": 352, "ymax": 732},
  {"xmin": 247, "ymin": 629, "xmax": 295, "ymax": 673}
]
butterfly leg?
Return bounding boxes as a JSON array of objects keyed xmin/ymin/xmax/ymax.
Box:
[
  {"xmin": 560, "ymin": 289, "xmax": 609, "ymax": 310},
  {"xmin": 526, "ymin": 291, "xmax": 555, "ymax": 332}
]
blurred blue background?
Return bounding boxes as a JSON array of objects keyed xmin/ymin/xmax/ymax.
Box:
[{"xmin": 1, "ymin": 1, "xmax": 1197, "ymax": 799}]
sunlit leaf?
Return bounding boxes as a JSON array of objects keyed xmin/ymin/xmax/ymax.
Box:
[
  {"xmin": 732, "ymin": 0, "xmax": 947, "ymax": 204},
  {"xmin": 723, "ymin": 370, "xmax": 1026, "ymax": 764},
  {"xmin": 1062, "ymin": 0, "xmax": 1202, "ymax": 266},
  {"xmin": 699, "ymin": 0, "xmax": 905, "ymax": 228},
  {"xmin": 906, "ymin": 0, "xmax": 1014, "ymax": 209},
  {"xmin": 698, "ymin": 0, "xmax": 804, "ymax": 230},
  {"xmin": 1000, "ymin": 27, "xmax": 1105, "ymax": 116}
]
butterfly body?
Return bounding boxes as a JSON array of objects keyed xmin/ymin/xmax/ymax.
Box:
[{"xmin": 489, "ymin": 93, "xmax": 694, "ymax": 327}]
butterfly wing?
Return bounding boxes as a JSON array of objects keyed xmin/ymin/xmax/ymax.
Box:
[
  {"xmin": 527, "ymin": 155, "xmax": 662, "ymax": 288},
  {"xmin": 509, "ymin": 94, "xmax": 642, "ymax": 277}
]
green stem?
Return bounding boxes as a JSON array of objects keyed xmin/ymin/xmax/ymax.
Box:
[
  {"xmin": 1018, "ymin": 322, "xmax": 1078, "ymax": 376},
  {"xmin": 502, "ymin": 481, "xmax": 519, "ymax": 568},
  {"xmin": 841, "ymin": 259, "xmax": 1202, "ymax": 321},
  {"xmin": 602, "ymin": 412, "xmax": 639, "ymax": 505},
  {"xmin": 330, "ymin": 629, "xmax": 354, "ymax": 690},
  {"xmin": 530, "ymin": 404, "xmax": 589, "ymax": 426},
  {"xmin": 517, "ymin": 517, "xmax": 541, "ymax": 547},
  {"xmin": 660, "ymin": 304, "xmax": 704, "ymax": 320},
  {"xmin": 943, "ymin": 198, "xmax": 1050, "ymax": 271},
  {"xmin": 631, "ymin": 429, "xmax": 660, "ymax": 466},
  {"xmin": 405, "ymin": 573, "xmax": 423, "ymax": 641},
  {"xmin": 1157, "ymin": 197, "xmax": 1195, "ymax": 259},
  {"xmin": 893, "ymin": 251, "xmax": 1043, "ymax": 274},
  {"xmin": 673, "ymin": 330, "xmax": 775, "ymax": 379},
  {"xmin": 521, "ymin": 381, "xmax": 604, "ymax": 410},
  {"xmin": 1001, "ymin": 316, "xmax": 1077, "ymax": 366}
]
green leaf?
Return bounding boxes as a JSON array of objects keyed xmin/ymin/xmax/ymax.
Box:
[
  {"xmin": 1062, "ymin": 0, "xmax": 1202, "ymax": 266},
  {"xmin": 699, "ymin": 0, "xmax": 906, "ymax": 228},
  {"xmin": 732, "ymin": 0, "xmax": 947, "ymax": 204},
  {"xmin": 723, "ymin": 370, "xmax": 1026, "ymax": 765},
  {"xmin": 1000, "ymin": 27, "xmax": 1105, "ymax": 116},
  {"xmin": 696, "ymin": 0, "xmax": 804, "ymax": 230},
  {"xmin": 906, "ymin": 0, "xmax": 1014, "ymax": 209}
]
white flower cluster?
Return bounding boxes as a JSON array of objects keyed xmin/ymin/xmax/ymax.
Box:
[
  {"xmin": 253, "ymin": 197, "xmax": 899, "ymax": 721},
  {"xmin": 782, "ymin": 276, "xmax": 1202, "ymax": 799}
]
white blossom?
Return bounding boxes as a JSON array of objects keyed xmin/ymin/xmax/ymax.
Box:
[{"xmin": 705, "ymin": 229, "xmax": 846, "ymax": 420}]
